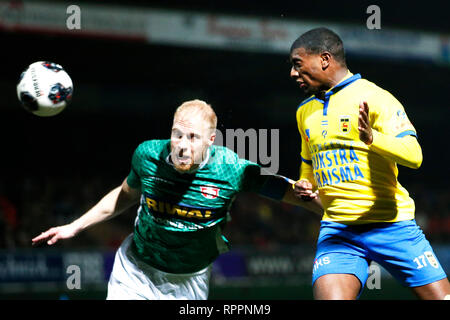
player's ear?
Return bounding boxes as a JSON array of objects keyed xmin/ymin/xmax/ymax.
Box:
[
  {"xmin": 320, "ymin": 52, "xmax": 332, "ymax": 70},
  {"xmin": 208, "ymin": 131, "xmax": 216, "ymax": 146},
  {"xmin": 205, "ymin": 128, "xmax": 216, "ymax": 147}
]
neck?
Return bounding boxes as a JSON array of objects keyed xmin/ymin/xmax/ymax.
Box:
[{"xmin": 316, "ymin": 67, "xmax": 349, "ymax": 100}]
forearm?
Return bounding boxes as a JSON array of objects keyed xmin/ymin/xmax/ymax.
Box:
[
  {"xmin": 299, "ymin": 162, "xmax": 317, "ymax": 189},
  {"xmin": 369, "ymin": 131, "xmax": 423, "ymax": 169},
  {"xmin": 257, "ymin": 174, "xmax": 322, "ymax": 215},
  {"xmin": 71, "ymin": 184, "xmax": 138, "ymax": 233}
]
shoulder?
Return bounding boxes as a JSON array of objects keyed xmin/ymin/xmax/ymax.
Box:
[
  {"xmin": 133, "ymin": 139, "xmax": 170, "ymax": 161},
  {"xmin": 210, "ymin": 145, "xmax": 259, "ymax": 171},
  {"xmin": 295, "ymin": 95, "xmax": 316, "ymax": 125},
  {"xmin": 350, "ymin": 78, "xmax": 404, "ymax": 117},
  {"xmin": 296, "ymin": 95, "xmax": 315, "ymax": 111},
  {"xmin": 356, "ymin": 78, "xmax": 400, "ymax": 102},
  {"xmin": 210, "ymin": 144, "xmax": 240, "ymax": 165},
  {"xmin": 208, "ymin": 145, "xmax": 262, "ymax": 191}
]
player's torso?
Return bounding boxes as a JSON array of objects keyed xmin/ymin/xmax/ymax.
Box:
[
  {"xmin": 298, "ymin": 78, "xmax": 414, "ymax": 223},
  {"xmin": 132, "ymin": 140, "xmax": 247, "ymax": 273},
  {"xmin": 137, "ymin": 142, "xmax": 241, "ymax": 230}
]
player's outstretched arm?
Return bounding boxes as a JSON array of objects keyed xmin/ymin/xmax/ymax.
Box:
[
  {"xmin": 257, "ymin": 173, "xmax": 323, "ymax": 216},
  {"xmin": 282, "ymin": 182, "xmax": 323, "ymax": 217},
  {"xmin": 32, "ymin": 178, "xmax": 140, "ymax": 246}
]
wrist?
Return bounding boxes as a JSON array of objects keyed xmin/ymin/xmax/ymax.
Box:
[
  {"xmin": 69, "ymin": 219, "xmax": 84, "ymax": 235},
  {"xmin": 367, "ymin": 129, "xmax": 379, "ymax": 146}
]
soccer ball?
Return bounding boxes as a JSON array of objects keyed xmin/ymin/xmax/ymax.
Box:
[{"xmin": 16, "ymin": 61, "xmax": 73, "ymax": 117}]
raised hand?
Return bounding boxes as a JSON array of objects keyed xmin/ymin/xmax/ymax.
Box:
[{"xmin": 358, "ymin": 100, "xmax": 373, "ymax": 145}]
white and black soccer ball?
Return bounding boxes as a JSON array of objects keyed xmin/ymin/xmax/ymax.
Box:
[{"xmin": 16, "ymin": 61, "xmax": 73, "ymax": 117}]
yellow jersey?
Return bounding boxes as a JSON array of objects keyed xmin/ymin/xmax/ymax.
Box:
[{"xmin": 296, "ymin": 71, "xmax": 419, "ymax": 224}]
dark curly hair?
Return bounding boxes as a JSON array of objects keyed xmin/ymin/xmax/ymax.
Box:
[{"xmin": 290, "ymin": 27, "xmax": 346, "ymax": 66}]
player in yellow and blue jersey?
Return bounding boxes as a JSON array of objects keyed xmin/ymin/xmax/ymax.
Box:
[{"xmin": 289, "ymin": 27, "xmax": 449, "ymax": 299}]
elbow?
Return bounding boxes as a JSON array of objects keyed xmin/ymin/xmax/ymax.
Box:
[
  {"xmin": 409, "ymin": 149, "xmax": 423, "ymax": 169},
  {"xmin": 405, "ymin": 137, "xmax": 423, "ymax": 169},
  {"xmin": 410, "ymin": 159, "xmax": 422, "ymax": 170}
]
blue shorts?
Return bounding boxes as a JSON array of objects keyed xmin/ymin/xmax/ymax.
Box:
[{"xmin": 312, "ymin": 220, "xmax": 447, "ymax": 292}]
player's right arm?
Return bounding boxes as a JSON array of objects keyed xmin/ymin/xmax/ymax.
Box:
[
  {"xmin": 31, "ymin": 178, "xmax": 140, "ymax": 246},
  {"xmin": 358, "ymin": 100, "xmax": 422, "ymax": 169},
  {"xmin": 293, "ymin": 110, "xmax": 318, "ymax": 201}
]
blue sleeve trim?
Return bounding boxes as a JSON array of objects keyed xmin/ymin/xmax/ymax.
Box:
[
  {"xmin": 301, "ymin": 156, "xmax": 313, "ymax": 165},
  {"xmin": 396, "ymin": 130, "xmax": 417, "ymax": 138}
]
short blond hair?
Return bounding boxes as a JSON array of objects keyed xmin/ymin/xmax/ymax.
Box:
[{"xmin": 173, "ymin": 99, "xmax": 217, "ymax": 131}]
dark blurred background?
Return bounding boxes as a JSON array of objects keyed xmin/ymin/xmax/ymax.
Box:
[{"xmin": 0, "ymin": 0, "xmax": 449, "ymax": 300}]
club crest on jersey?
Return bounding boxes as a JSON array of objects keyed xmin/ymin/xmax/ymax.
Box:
[
  {"xmin": 339, "ymin": 115, "xmax": 351, "ymax": 134},
  {"xmin": 200, "ymin": 186, "xmax": 220, "ymax": 199}
]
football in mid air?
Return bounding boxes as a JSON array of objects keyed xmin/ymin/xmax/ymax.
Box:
[{"xmin": 16, "ymin": 61, "xmax": 73, "ymax": 117}]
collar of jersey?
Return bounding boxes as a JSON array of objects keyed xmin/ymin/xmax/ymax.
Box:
[
  {"xmin": 323, "ymin": 71, "xmax": 361, "ymax": 99},
  {"xmin": 297, "ymin": 71, "xmax": 361, "ymax": 111},
  {"xmin": 165, "ymin": 147, "xmax": 211, "ymax": 172}
]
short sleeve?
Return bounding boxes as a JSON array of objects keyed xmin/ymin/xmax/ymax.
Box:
[
  {"xmin": 240, "ymin": 160, "xmax": 269, "ymax": 193},
  {"xmin": 370, "ymin": 90, "xmax": 417, "ymax": 138},
  {"xmin": 241, "ymin": 161, "xmax": 292, "ymax": 201}
]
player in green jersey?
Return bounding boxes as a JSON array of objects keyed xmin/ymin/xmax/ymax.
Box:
[{"xmin": 32, "ymin": 99, "xmax": 322, "ymax": 300}]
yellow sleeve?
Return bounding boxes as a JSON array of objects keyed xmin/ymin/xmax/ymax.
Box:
[
  {"xmin": 370, "ymin": 89, "xmax": 417, "ymax": 138},
  {"xmin": 299, "ymin": 161, "xmax": 316, "ymax": 184},
  {"xmin": 368, "ymin": 89, "xmax": 422, "ymax": 169},
  {"xmin": 297, "ymin": 108, "xmax": 317, "ymax": 188},
  {"xmin": 369, "ymin": 132, "xmax": 422, "ymax": 169}
]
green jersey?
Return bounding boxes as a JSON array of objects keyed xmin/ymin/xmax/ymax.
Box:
[{"xmin": 127, "ymin": 139, "xmax": 267, "ymax": 273}]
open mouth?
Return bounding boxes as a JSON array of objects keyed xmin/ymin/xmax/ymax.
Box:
[{"xmin": 175, "ymin": 155, "xmax": 191, "ymax": 164}]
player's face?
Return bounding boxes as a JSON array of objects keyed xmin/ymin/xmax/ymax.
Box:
[
  {"xmin": 290, "ymin": 47, "xmax": 326, "ymax": 96},
  {"xmin": 170, "ymin": 115, "xmax": 214, "ymax": 173}
]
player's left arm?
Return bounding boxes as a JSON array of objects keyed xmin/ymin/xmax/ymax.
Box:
[
  {"xmin": 257, "ymin": 174, "xmax": 323, "ymax": 216},
  {"xmin": 32, "ymin": 178, "xmax": 140, "ymax": 246},
  {"xmin": 282, "ymin": 183, "xmax": 323, "ymax": 216},
  {"xmin": 242, "ymin": 163, "xmax": 323, "ymax": 216},
  {"xmin": 358, "ymin": 100, "xmax": 422, "ymax": 169}
]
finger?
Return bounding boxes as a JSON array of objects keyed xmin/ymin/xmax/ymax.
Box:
[
  {"xmin": 358, "ymin": 111, "xmax": 369, "ymax": 131},
  {"xmin": 295, "ymin": 180, "xmax": 312, "ymax": 189},
  {"xmin": 31, "ymin": 237, "xmax": 44, "ymax": 246},
  {"xmin": 32, "ymin": 230, "xmax": 52, "ymax": 242},
  {"xmin": 359, "ymin": 100, "xmax": 369, "ymax": 114},
  {"xmin": 358, "ymin": 115, "xmax": 368, "ymax": 130},
  {"xmin": 32, "ymin": 234, "xmax": 53, "ymax": 247},
  {"xmin": 362, "ymin": 100, "xmax": 369, "ymax": 112},
  {"xmin": 295, "ymin": 186, "xmax": 312, "ymax": 195},
  {"xmin": 360, "ymin": 101, "xmax": 370, "ymax": 123},
  {"xmin": 47, "ymin": 234, "xmax": 60, "ymax": 245},
  {"xmin": 294, "ymin": 186, "xmax": 315, "ymax": 197},
  {"xmin": 359, "ymin": 100, "xmax": 369, "ymax": 112},
  {"xmin": 359, "ymin": 102, "xmax": 368, "ymax": 119},
  {"xmin": 310, "ymin": 192, "xmax": 318, "ymax": 199},
  {"xmin": 295, "ymin": 191, "xmax": 313, "ymax": 199},
  {"xmin": 32, "ymin": 228, "xmax": 58, "ymax": 244},
  {"xmin": 300, "ymin": 195, "xmax": 314, "ymax": 201}
]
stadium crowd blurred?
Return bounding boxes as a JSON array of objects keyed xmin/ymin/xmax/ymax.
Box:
[{"xmin": 1, "ymin": 175, "xmax": 448, "ymax": 250}]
